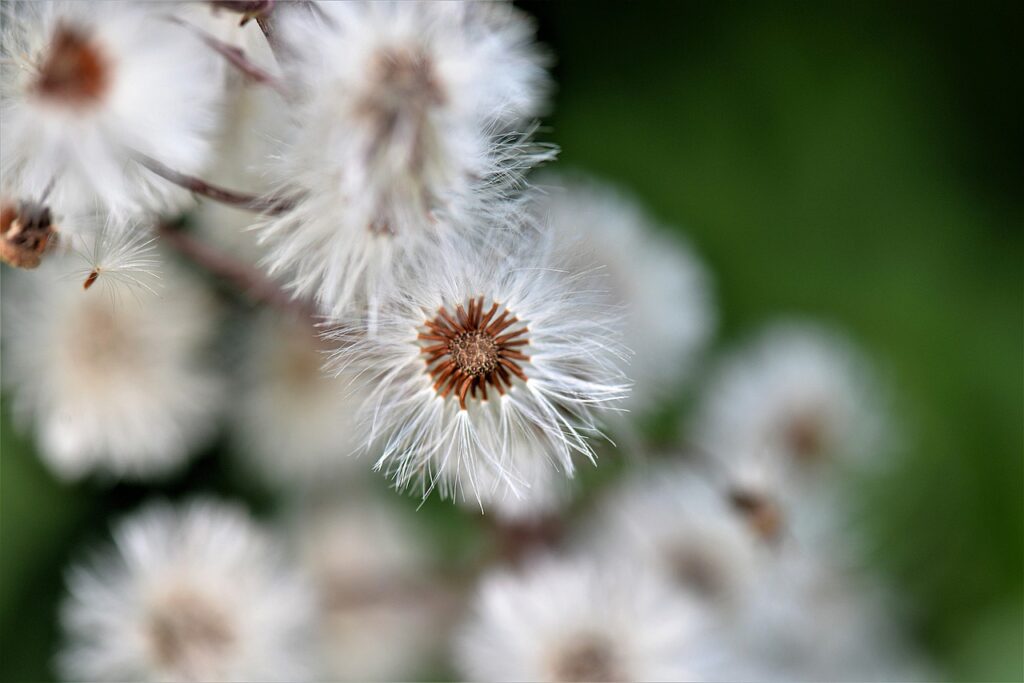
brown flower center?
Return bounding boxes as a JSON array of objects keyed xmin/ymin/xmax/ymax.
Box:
[
  {"xmin": 358, "ymin": 46, "xmax": 446, "ymax": 174},
  {"xmin": 783, "ymin": 411, "xmax": 829, "ymax": 462},
  {"xmin": 728, "ymin": 487, "xmax": 784, "ymax": 542},
  {"xmin": 549, "ymin": 635, "xmax": 622, "ymax": 683},
  {"xmin": 148, "ymin": 588, "xmax": 235, "ymax": 675},
  {"xmin": 33, "ymin": 24, "xmax": 109, "ymax": 106},
  {"xmin": 420, "ymin": 297, "xmax": 530, "ymax": 410},
  {"xmin": 669, "ymin": 544, "xmax": 726, "ymax": 600},
  {"xmin": 0, "ymin": 200, "xmax": 56, "ymax": 269}
]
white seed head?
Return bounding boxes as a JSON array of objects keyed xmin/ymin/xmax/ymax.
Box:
[
  {"xmin": 535, "ymin": 173, "xmax": 716, "ymax": 417},
  {"xmin": 455, "ymin": 555, "xmax": 725, "ymax": 682},
  {"xmin": 257, "ymin": 1, "xmax": 552, "ymax": 317},
  {"xmin": 58, "ymin": 500, "xmax": 315, "ymax": 682},
  {"xmin": 325, "ymin": 226, "xmax": 630, "ymax": 502},
  {"xmin": 292, "ymin": 496, "xmax": 442, "ymax": 681},
  {"xmin": 692, "ymin": 322, "xmax": 887, "ymax": 477},
  {"xmin": 230, "ymin": 312, "xmax": 368, "ymax": 488},
  {"xmin": 724, "ymin": 552, "xmax": 926, "ymax": 682},
  {"xmin": 1, "ymin": 251, "xmax": 222, "ymax": 480},
  {"xmin": 1, "ymin": 1, "xmax": 224, "ymax": 217},
  {"xmin": 583, "ymin": 463, "xmax": 763, "ymax": 609}
]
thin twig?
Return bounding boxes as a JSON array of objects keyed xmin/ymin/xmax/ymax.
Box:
[
  {"xmin": 255, "ymin": 13, "xmax": 280, "ymax": 58},
  {"xmin": 157, "ymin": 221, "xmax": 311, "ymax": 315},
  {"xmin": 209, "ymin": 0, "xmax": 275, "ymax": 23},
  {"xmin": 134, "ymin": 153, "xmax": 293, "ymax": 216},
  {"xmin": 166, "ymin": 15, "xmax": 286, "ymax": 95}
]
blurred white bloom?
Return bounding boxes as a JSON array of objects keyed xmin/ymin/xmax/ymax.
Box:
[
  {"xmin": 725, "ymin": 552, "xmax": 924, "ymax": 682},
  {"xmin": 293, "ymin": 496, "xmax": 442, "ymax": 681},
  {"xmin": 0, "ymin": 1, "xmax": 223, "ymax": 216},
  {"xmin": 584, "ymin": 463, "xmax": 761, "ymax": 608},
  {"xmin": 716, "ymin": 446, "xmax": 852, "ymax": 552},
  {"xmin": 326, "ymin": 228, "xmax": 629, "ymax": 502},
  {"xmin": 58, "ymin": 500, "xmax": 314, "ymax": 682},
  {"xmin": 258, "ymin": 0, "xmax": 551, "ymax": 317},
  {"xmin": 1, "ymin": 252, "xmax": 222, "ymax": 480},
  {"xmin": 537, "ymin": 173, "xmax": 715, "ymax": 414},
  {"xmin": 692, "ymin": 323, "xmax": 885, "ymax": 478},
  {"xmin": 231, "ymin": 312, "xmax": 366, "ymax": 488},
  {"xmin": 456, "ymin": 555, "xmax": 724, "ymax": 682}
]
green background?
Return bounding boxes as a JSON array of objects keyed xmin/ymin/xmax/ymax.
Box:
[{"xmin": 2, "ymin": 2, "xmax": 1021, "ymax": 680}]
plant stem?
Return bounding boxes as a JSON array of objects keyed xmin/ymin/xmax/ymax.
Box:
[
  {"xmin": 157, "ymin": 221, "xmax": 310, "ymax": 315},
  {"xmin": 168, "ymin": 15, "xmax": 287, "ymax": 95},
  {"xmin": 135, "ymin": 153, "xmax": 293, "ymax": 216}
]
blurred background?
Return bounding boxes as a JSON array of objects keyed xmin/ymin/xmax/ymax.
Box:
[{"xmin": 2, "ymin": 1, "xmax": 1020, "ymax": 680}]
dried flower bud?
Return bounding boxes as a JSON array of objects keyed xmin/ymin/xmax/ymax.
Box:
[{"xmin": 0, "ymin": 200, "xmax": 57, "ymax": 269}]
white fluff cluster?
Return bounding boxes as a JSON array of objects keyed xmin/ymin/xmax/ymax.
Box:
[
  {"xmin": 58, "ymin": 500, "xmax": 315, "ymax": 682},
  {"xmin": 0, "ymin": 1, "xmax": 223, "ymax": 216},
  {"xmin": 0, "ymin": 3, "xmax": 932, "ymax": 681},
  {"xmin": 230, "ymin": 311, "xmax": 366, "ymax": 488},
  {"xmin": 692, "ymin": 322, "xmax": 887, "ymax": 489},
  {"xmin": 536, "ymin": 173, "xmax": 716, "ymax": 415},
  {"xmin": 327, "ymin": 228, "xmax": 629, "ymax": 504},
  {"xmin": 585, "ymin": 464, "xmax": 762, "ymax": 609},
  {"xmin": 1, "ymin": 252, "xmax": 222, "ymax": 480},
  {"xmin": 292, "ymin": 496, "xmax": 444, "ymax": 681},
  {"xmin": 258, "ymin": 0, "xmax": 550, "ymax": 317},
  {"xmin": 456, "ymin": 556, "xmax": 723, "ymax": 682}
]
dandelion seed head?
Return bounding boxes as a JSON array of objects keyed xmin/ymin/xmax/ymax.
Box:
[
  {"xmin": 1, "ymin": 252, "xmax": 222, "ymax": 480},
  {"xmin": 258, "ymin": 1, "xmax": 553, "ymax": 317},
  {"xmin": 31, "ymin": 21, "xmax": 109, "ymax": 107},
  {"xmin": 1, "ymin": 1, "xmax": 224, "ymax": 216},
  {"xmin": 230, "ymin": 312, "xmax": 370, "ymax": 488},
  {"xmin": 456, "ymin": 556, "xmax": 724, "ymax": 682},
  {"xmin": 293, "ymin": 496, "xmax": 441, "ymax": 681},
  {"xmin": 583, "ymin": 464, "xmax": 762, "ymax": 608},
  {"xmin": 691, "ymin": 322, "xmax": 887, "ymax": 480},
  {"xmin": 325, "ymin": 226, "xmax": 629, "ymax": 502},
  {"xmin": 535, "ymin": 173, "xmax": 715, "ymax": 417},
  {"xmin": 58, "ymin": 500, "xmax": 315, "ymax": 682}
]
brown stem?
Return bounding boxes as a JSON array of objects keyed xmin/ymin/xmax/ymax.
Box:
[
  {"xmin": 134, "ymin": 153, "xmax": 293, "ymax": 215},
  {"xmin": 209, "ymin": 0, "xmax": 275, "ymax": 25},
  {"xmin": 166, "ymin": 15, "xmax": 286, "ymax": 95},
  {"xmin": 484, "ymin": 515, "xmax": 565, "ymax": 565},
  {"xmin": 157, "ymin": 221, "xmax": 310, "ymax": 315},
  {"xmin": 255, "ymin": 13, "xmax": 280, "ymax": 57}
]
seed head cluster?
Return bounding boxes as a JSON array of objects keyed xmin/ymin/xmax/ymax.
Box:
[{"xmin": 0, "ymin": 3, "xmax": 925, "ymax": 682}]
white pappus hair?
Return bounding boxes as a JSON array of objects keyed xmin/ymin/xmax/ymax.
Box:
[
  {"xmin": 256, "ymin": 0, "xmax": 552, "ymax": 318},
  {"xmin": 0, "ymin": 1, "xmax": 224, "ymax": 217},
  {"xmin": 58, "ymin": 499, "xmax": 315, "ymax": 682},
  {"xmin": 325, "ymin": 223, "xmax": 630, "ymax": 505},
  {"xmin": 1, "ymin": 250, "xmax": 222, "ymax": 481}
]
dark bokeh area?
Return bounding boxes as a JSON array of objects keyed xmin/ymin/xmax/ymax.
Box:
[
  {"xmin": 2, "ymin": 2, "xmax": 1021, "ymax": 680},
  {"xmin": 524, "ymin": 1, "xmax": 1023, "ymax": 678}
]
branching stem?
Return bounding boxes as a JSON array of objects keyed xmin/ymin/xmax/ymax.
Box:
[
  {"xmin": 134, "ymin": 153, "xmax": 293, "ymax": 216},
  {"xmin": 166, "ymin": 15, "xmax": 287, "ymax": 95}
]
